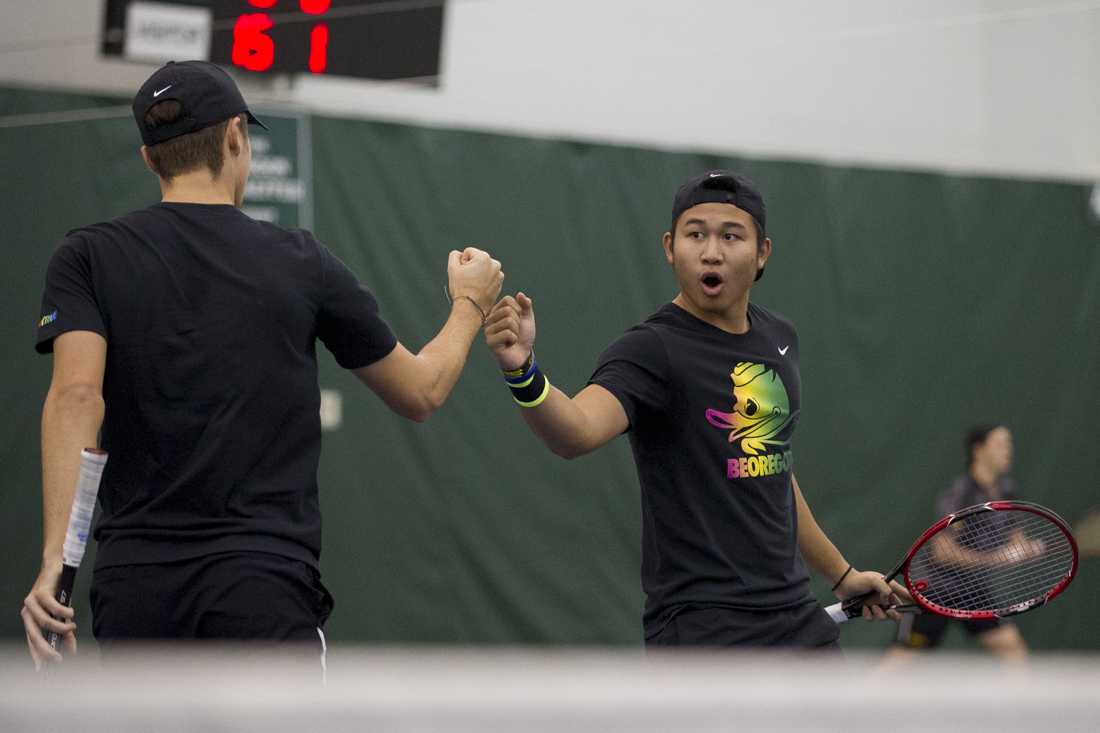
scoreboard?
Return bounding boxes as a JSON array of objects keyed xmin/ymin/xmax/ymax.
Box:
[{"xmin": 102, "ymin": 0, "xmax": 445, "ymax": 82}]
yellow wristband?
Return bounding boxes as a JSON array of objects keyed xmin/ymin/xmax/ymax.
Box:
[{"xmin": 513, "ymin": 376, "xmax": 551, "ymax": 408}]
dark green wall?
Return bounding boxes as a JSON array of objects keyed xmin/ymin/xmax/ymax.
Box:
[{"xmin": 3, "ymin": 85, "xmax": 1097, "ymax": 650}]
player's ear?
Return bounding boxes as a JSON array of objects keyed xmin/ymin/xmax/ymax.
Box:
[
  {"xmin": 226, "ymin": 116, "xmax": 245, "ymax": 157},
  {"xmin": 757, "ymin": 236, "xmax": 772, "ymax": 269},
  {"xmin": 139, "ymin": 145, "xmax": 155, "ymax": 174},
  {"xmin": 662, "ymin": 231, "xmax": 674, "ymax": 264}
]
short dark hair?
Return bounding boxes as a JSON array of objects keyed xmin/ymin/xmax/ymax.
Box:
[
  {"xmin": 965, "ymin": 424, "xmax": 999, "ymax": 467},
  {"xmin": 143, "ymin": 100, "xmax": 244, "ymax": 180}
]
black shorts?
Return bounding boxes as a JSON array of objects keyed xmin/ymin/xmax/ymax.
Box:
[
  {"xmin": 91, "ymin": 551, "xmax": 334, "ymax": 653},
  {"xmin": 894, "ymin": 610, "xmax": 1005, "ymax": 649},
  {"xmin": 646, "ymin": 602, "xmax": 841, "ymax": 650}
]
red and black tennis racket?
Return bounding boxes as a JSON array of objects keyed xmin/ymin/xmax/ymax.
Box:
[{"xmin": 826, "ymin": 500, "xmax": 1078, "ymax": 624}]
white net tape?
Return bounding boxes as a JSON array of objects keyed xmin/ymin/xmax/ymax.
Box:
[{"xmin": 2, "ymin": 647, "xmax": 1098, "ymax": 732}]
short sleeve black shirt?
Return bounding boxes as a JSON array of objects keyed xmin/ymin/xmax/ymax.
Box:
[
  {"xmin": 35, "ymin": 203, "xmax": 397, "ymax": 569},
  {"xmin": 936, "ymin": 474, "xmax": 1019, "ymax": 553},
  {"xmin": 936, "ymin": 474, "xmax": 1017, "ymax": 518},
  {"xmin": 590, "ymin": 302, "xmax": 813, "ymax": 633}
]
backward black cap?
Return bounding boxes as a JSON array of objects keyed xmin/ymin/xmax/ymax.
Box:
[
  {"xmin": 132, "ymin": 60, "xmax": 267, "ymax": 146},
  {"xmin": 670, "ymin": 170, "xmax": 768, "ymax": 281}
]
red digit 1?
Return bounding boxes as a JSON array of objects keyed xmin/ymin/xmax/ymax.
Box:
[
  {"xmin": 232, "ymin": 13, "xmax": 275, "ymax": 72},
  {"xmin": 308, "ymin": 23, "xmax": 329, "ymax": 73},
  {"xmin": 300, "ymin": 0, "xmax": 330, "ymax": 74}
]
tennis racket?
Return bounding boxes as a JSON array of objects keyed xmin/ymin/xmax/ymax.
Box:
[
  {"xmin": 825, "ymin": 500, "xmax": 1078, "ymax": 624},
  {"xmin": 45, "ymin": 448, "xmax": 108, "ymax": 652}
]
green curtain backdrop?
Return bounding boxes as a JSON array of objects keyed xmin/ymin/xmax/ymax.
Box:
[{"xmin": 2, "ymin": 85, "xmax": 1097, "ymax": 650}]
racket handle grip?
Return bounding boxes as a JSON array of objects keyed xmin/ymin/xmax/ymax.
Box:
[
  {"xmin": 45, "ymin": 564, "xmax": 78, "ymax": 651},
  {"xmin": 825, "ymin": 592, "xmax": 876, "ymax": 625}
]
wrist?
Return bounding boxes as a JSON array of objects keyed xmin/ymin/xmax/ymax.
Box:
[
  {"xmin": 500, "ymin": 350, "xmax": 533, "ymax": 375},
  {"xmin": 449, "ymin": 294, "xmax": 487, "ymax": 326},
  {"xmin": 503, "ymin": 357, "xmax": 551, "ymax": 408},
  {"xmin": 450, "ymin": 288, "xmax": 489, "ymax": 312},
  {"xmin": 830, "ymin": 563, "xmax": 854, "ymax": 593}
]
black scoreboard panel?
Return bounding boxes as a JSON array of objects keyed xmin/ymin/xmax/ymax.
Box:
[
  {"xmin": 102, "ymin": 0, "xmax": 445, "ymax": 82},
  {"xmin": 210, "ymin": 0, "xmax": 445, "ymax": 81}
]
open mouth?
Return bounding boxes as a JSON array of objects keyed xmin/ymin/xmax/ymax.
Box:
[{"xmin": 700, "ymin": 272, "xmax": 724, "ymax": 295}]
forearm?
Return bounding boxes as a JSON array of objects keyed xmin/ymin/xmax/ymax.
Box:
[
  {"xmin": 412, "ymin": 300, "xmax": 484, "ymax": 410},
  {"xmin": 40, "ymin": 386, "xmax": 104, "ymax": 564},
  {"xmin": 930, "ymin": 534, "xmax": 1003, "ymax": 567},
  {"xmin": 792, "ymin": 475, "xmax": 849, "ymax": 584},
  {"xmin": 518, "ymin": 386, "xmax": 597, "ymax": 459}
]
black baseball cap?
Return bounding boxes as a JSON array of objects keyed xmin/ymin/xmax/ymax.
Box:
[
  {"xmin": 670, "ymin": 170, "xmax": 768, "ymax": 280},
  {"xmin": 132, "ymin": 60, "xmax": 267, "ymax": 146},
  {"xmin": 670, "ymin": 170, "xmax": 766, "ymax": 238}
]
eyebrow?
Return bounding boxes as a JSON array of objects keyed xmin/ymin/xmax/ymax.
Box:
[{"xmin": 683, "ymin": 218, "xmax": 749, "ymax": 231}]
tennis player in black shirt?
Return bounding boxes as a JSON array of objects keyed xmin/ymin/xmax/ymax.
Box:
[
  {"xmin": 484, "ymin": 171, "xmax": 905, "ymax": 648},
  {"xmin": 884, "ymin": 425, "xmax": 1029, "ymax": 662},
  {"xmin": 21, "ymin": 61, "xmax": 503, "ymax": 669}
]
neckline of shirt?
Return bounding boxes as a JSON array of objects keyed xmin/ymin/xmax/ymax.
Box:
[{"xmin": 661, "ymin": 301, "xmax": 757, "ymax": 340}]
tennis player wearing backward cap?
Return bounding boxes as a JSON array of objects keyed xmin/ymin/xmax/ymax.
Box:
[
  {"xmin": 484, "ymin": 171, "xmax": 907, "ymax": 648},
  {"xmin": 22, "ymin": 60, "xmax": 502, "ymax": 669}
]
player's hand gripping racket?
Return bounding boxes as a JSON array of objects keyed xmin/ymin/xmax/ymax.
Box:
[
  {"xmin": 825, "ymin": 500, "xmax": 1078, "ymax": 624},
  {"xmin": 44, "ymin": 448, "xmax": 108, "ymax": 652}
]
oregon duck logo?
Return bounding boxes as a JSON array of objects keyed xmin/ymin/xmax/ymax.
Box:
[{"xmin": 705, "ymin": 361, "xmax": 792, "ymax": 456}]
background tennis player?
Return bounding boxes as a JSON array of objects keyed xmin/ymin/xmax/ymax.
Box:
[{"xmin": 883, "ymin": 425, "xmax": 1031, "ymax": 663}]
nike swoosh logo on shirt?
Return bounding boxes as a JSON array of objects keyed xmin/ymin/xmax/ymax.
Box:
[
  {"xmin": 778, "ymin": 345, "xmax": 790, "ymax": 355},
  {"xmin": 153, "ymin": 85, "xmax": 173, "ymax": 97}
]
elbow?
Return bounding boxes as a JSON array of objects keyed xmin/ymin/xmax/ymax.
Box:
[
  {"xmin": 47, "ymin": 383, "xmax": 104, "ymax": 414},
  {"xmin": 412, "ymin": 390, "xmax": 448, "ymax": 423},
  {"xmin": 549, "ymin": 441, "xmax": 588, "ymax": 461},
  {"xmin": 405, "ymin": 407, "xmax": 432, "ymax": 424},
  {"xmin": 402, "ymin": 392, "xmax": 443, "ymax": 423},
  {"xmin": 397, "ymin": 400, "xmax": 433, "ymax": 423}
]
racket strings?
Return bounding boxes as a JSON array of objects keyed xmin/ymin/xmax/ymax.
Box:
[
  {"xmin": 918, "ymin": 534, "xmax": 1071, "ymax": 610},
  {"xmin": 921, "ymin": 554, "xmax": 1071, "ymax": 610},
  {"xmin": 906, "ymin": 509, "xmax": 1073, "ymax": 614}
]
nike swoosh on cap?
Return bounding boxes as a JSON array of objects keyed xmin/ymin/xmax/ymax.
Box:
[{"xmin": 153, "ymin": 85, "xmax": 173, "ymax": 97}]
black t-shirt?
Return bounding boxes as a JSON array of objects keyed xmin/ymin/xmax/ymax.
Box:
[
  {"xmin": 35, "ymin": 202, "xmax": 397, "ymax": 570},
  {"xmin": 936, "ymin": 474, "xmax": 1018, "ymax": 553},
  {"xmin": 589, "ymin": 302, "xmax": 813, "ymax": 633},
  {"xmin": 936, "ymin": 474, "xmax": 1017, "ymax": 517}
]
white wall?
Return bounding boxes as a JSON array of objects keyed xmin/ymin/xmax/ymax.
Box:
[{"xmin": 2, "ymin": 0, "xmax": 1097, "ymax": 181}]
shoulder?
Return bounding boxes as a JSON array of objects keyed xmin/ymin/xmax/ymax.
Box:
[
  {"xmin": 59, "ymin": 205, "xmax": 176, "ymax": 252},
  {"xmin": 606, "ymin": 307, "xmax": 676, "ymax": 354},
  {"xmin": 593, "ymin": 313, "xmax": 674, "ymax": 381},
  {"xmin": 601, "ymin": 321, "xmax": 664, "ymax": 358},
  {"xmin": 749, "ymin": 301, "xmax": 797, "ymax": 339},
  {"xmin": 51, "ymin": 217, "xmax": 128, "ymax": 263},
  {"xmin": 943, "ymin": 474, "xmax": 970, "ymax": 496},
  {"xmin": 937, "ymin": 474, "xmax": 972, "ymax": 513},
  {"xmin": 68, "ymin": 203, "xmax": 166, "ymax": 235}
]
